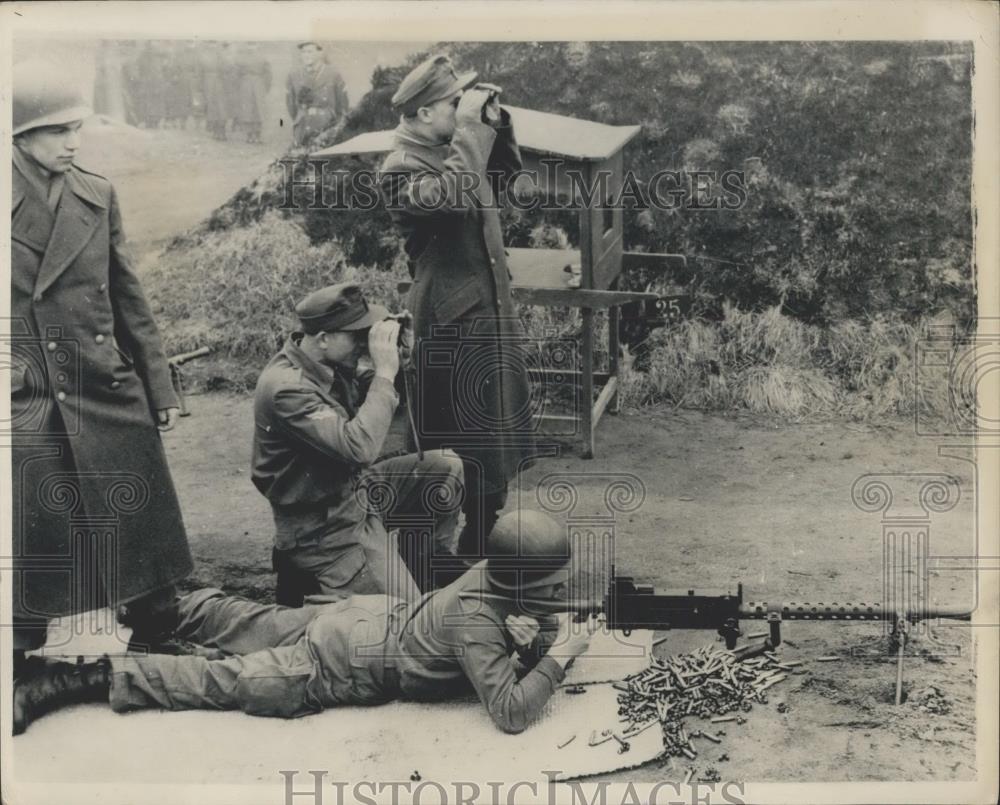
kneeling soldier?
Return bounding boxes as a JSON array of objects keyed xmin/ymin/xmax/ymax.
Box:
[
  {"xmin": 252, "ymin": 282, "xmax": 464, "ymax": 606},
  {"xmin": 14, "ymin": 511, "xmax": 600, "ymax": 736}
]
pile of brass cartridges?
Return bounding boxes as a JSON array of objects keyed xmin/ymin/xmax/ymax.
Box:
[{"xmin": 613, "ymin": 646, "xmax": 800, "ymax": 757}]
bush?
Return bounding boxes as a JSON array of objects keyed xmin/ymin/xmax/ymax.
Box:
[
  {"xmin": 619, "ymin": 306, "xmax": 956, "ymax": 421},
  {"xmin": 145, "ymin": 213, "xmax": 408, "ymax": 389}
]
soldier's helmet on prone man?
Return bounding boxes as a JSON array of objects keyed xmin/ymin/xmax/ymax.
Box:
[
  {"xmin": 13, "ymin": 59, "xmax": 93, "ymax": 136},
  {"xmin": 486, "ymin": 510, "xmax": 571, "ymax": 592}
]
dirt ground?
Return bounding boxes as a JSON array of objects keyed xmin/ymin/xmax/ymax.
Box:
[
  {"xmin": 86, "ymin": 122, "xmax": 983, "ymax": 784},
  {"xmin": 162, "ymin": 391, "xmax": 981, "ymax": 783}
]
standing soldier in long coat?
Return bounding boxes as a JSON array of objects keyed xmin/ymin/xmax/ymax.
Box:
[
  {"xmin": 285, "ymin": 42, "xmax": 348, "ymax": 147},
  {"xmin": 379, "ymin": 55, "xmax": 537, "ymax": 557},
  {"xmin": 9, "ymin": 62, "xmax": 193, "ymax": 681}
]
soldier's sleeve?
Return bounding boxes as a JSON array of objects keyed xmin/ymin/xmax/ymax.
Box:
[
  {"xmin": 107, "ymin": 185, "xmax": 178, "ymax": 412},
  {"xmin": 271, "ymin": 376, "xmax": 398, "ymax": 468},
  {"xmin": 511, "ymin": 615, "xmax": 559, "ymax": 671},
  {"xmin": 379, "ymin": 120, "xmax": 498, "ymax": 219},
  {"xmin": 487, "ymin": 107, "xmax": 523, "ymax": 187},
  {"xmin": 456, "ymin": 616, "xmax": 566, "ymax": 734}
]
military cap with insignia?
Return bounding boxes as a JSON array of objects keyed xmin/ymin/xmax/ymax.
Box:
[
  {"xmin": 13, "ymin": 59, "xmax": 93, "ymax": 136},
  {"xmin": 392, "ymin": 54, "xmax": 478, "ymax": 116},
  {"xmin": 295, "ymin": 283, "xmax": 390, "ymax": 334}
]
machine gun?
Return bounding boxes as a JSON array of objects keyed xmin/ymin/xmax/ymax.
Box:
[{"xmin": 496, "ymin": 567, "xmax": 972, "ymax": 704}]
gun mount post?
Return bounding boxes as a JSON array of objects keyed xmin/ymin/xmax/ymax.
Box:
[
  {"xmin": 167, "ymin": 346, "xmax": 211, "ymax": 417},
  {"xmin": 894, "ymin": 614, "xmax": 908, "ymax": 705}
]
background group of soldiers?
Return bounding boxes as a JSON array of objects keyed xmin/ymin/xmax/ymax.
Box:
[{"xmin": 93, "ymin": 40, "xmax": 347, "ymax": 145}]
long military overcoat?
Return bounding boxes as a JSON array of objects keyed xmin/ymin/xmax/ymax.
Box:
[
  {"xmin": 285, "ymin": 63, "xmax": 348, "ymax": 145},
  {"xmin": 379, "ymin": 110, "xmax": 535, "ymax": 496},
  {"xmin": 10, "ymin": 162, "xmax": 192, "ymax": 624}
]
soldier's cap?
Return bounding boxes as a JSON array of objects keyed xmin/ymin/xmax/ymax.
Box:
[
  {"xmin": 392, "ymin": 54, "xmax": 477, "ymax": 116},
  {"xmin": 13, "ymin": 60, "xmax": 92, "ymax": 136},
  {"xmin": 297, "ymin": 41, "xmax": 322, "ymax": 50},
  {"xmin": 295, "ymin": 283, "xmax": 390, "ymax": 334}
]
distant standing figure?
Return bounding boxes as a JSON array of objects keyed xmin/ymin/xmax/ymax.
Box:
[
  {"xmin": 163, "ymin": 42, "xmax": 191, "ymax": 129},
  {"xmin": 202, "ymin": 41, "xmax": 228, "ymax": 140},
  {"xmin": 137, "ymin": 41, "xmax": 167, "ymax": 128},
  {"xmin": 285, "ymin": 41, "xmax": 348, "ymax": 147},
  {"xmin": 220, "ymin": 43, "xmax": 242, "ymax": 137},
  {"xmin": 173, "ymin": 41, "xmax": 203, "ymax": 130},
  {"xmin": 235, "ymin": 42, "xmax": 272, "ymax": 143},
  {"xmin": 119, "ymin": 42, "xmax": 143, "ymax": 126}
]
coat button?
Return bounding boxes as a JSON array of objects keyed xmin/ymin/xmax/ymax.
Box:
[
  {"xmin": 47, "ymin": 341, "xmax": 57, "ymax": 352},
  {"xmin": 110, "ymin": 381, "xmax": 121, "ymax": 390},
  {"xmin": 95, "ymin": 334, "xmax": 106, "ymax": 344},
  {"xmin": 56, "ymin": 391, "xmax": 67, "ymax": 402},
  {"xmin": 98, "ymin": 283, "xmax": 107, "ymax": 292}
]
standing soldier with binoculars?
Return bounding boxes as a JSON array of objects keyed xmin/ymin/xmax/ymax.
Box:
[
  {"xmin": 379, "ymin": 54, "xmax": 537, "ymax": 559},
  {"xmin": 251, "ymin": 283, "xmax": 464, "ymax": 606}
]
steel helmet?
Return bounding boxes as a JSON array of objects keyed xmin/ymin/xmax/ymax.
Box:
[
  {"xmin": 13, "ymin": 59, "xmax": 92, "ymax": 136},
  {"xmin": 486, "ymin": 510, "xmax": 571, "ymax": 591}
]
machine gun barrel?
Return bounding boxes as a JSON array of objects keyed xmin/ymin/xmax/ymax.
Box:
[{"xmin": 738, "ymin": 602, "xmax": 972, "ymax": 622}]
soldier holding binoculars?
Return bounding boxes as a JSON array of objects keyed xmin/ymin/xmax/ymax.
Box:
[
  {"xmin": 251, "ymin": 282, "xmax": 464, "ymax": 607},
  {"xmin": 379, "ymin": 55, "xmax": 538, "ymax": 561}
]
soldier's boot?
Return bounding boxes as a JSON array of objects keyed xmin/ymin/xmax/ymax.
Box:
[
  {"xmin": 120, "ymin": 593, "xmax": 226, "ymax": 659},
  {"xmin": 13, "ymin": 656, "xmax": 111, "ymax": 736},
  {"xmin": 120, "ymin": 589, "xmax": 181, "ymax": 652}
]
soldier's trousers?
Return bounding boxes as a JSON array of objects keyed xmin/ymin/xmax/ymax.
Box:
[
  {"xmin": 109, "ymin": 588, "xmax": 405, "ymax": 717},
  {"xmin": 274, "ymin": 449, "xmax": 464, "ymax": 607}
]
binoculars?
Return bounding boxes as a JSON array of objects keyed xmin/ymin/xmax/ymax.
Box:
[
  {"xmin": 474, "ymin": 82, "xmax": 502, "ymax": 104},
  {"xmin": 387, "ymin": 311, "xmax": 413, "ymax": 349}
]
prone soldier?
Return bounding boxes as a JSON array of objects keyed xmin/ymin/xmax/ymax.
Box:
[{"xmin": 13, "ymin": 511, "xmax": 600, "ymax": 736}]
